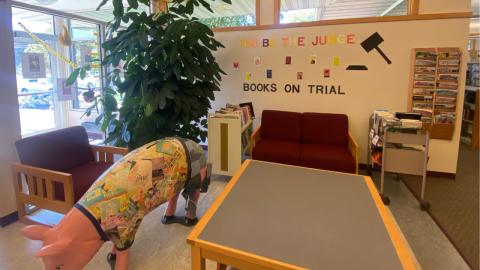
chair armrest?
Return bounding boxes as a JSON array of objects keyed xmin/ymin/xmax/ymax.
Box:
[
  {"xmin": 347, "ymin": 132, "xmax": 359, "ymax": 174},
  {"xmin": 250, "ymin": 125, "xmax": 261, "ymax": 158},
  {"xmin": 91, "ymin": 145, "xmax": 129, "ymax": 162},
  {"xmin": 11, "ymin": 163, "xmax": 74, "ymax": 212}
]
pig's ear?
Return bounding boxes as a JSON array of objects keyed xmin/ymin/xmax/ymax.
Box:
[
  {"xmin": 35, "ymin": 240, "xmax": 71, "ymax": 258},
  {"xmin": 21, "ymin": 225, "xmax": 51, "ymax": 241}
]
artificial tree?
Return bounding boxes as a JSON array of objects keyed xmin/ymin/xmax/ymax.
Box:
[{"xmin": 67, "ymin": 0, "xmax": 229, "ymax": 150}]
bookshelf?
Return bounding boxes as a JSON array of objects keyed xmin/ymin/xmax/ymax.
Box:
[
  {"xmin": 408, "ymin": 47, "xmax": 462, "ymax": 140},
  {"xmin": 207, "ymin": 113, "xmax": 254, "ymax": 176}
]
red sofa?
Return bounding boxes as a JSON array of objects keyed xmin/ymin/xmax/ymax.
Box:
[{"xmin": 250, "ymin": 110, "xmax": 359, "ymax": 174}]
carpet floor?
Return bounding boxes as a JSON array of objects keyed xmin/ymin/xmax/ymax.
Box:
[{"xmin": 402, "ymin": 143, "xmax": 479, "ymax": 269}]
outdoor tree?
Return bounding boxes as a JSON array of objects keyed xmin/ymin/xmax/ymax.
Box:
[{"xmin": 67, "ymin": 0, "xmax": 229, "ymax": 150}]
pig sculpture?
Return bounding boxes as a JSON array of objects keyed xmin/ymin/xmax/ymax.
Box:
[{"xmin": 21, "ymin": 137, "xmax": 211, "ymax": 270}]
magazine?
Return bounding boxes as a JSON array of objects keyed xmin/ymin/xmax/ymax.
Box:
[
  {"xmin": 438, "ymin": 74, "xmax": 459, "ymax": 80},
  {"xmin": 435, "ymin": 104, "xmax": 455, "ymax": 109},
  {"xmin": 436, "ymin": 97, "xmax": 456, "ymax": 102},
  {"xmin": 421, "ymin": 117, "xmax": 432, "ymax": 123},
  {"xmin": 434, "ymin": 112, "xmax": 456, "ymax": 124},
  {"xmin": 415, "ymin": 59, "xmax": 437, "ymax": 65},
  {"xmin": 415, "ymin": 74, "xmax": 436, "ymax": 80},
  {"xmin": 412, "ymin": 108, "xmax": 433, "ymax": 117},
  {"xmin": 436, "ymin": 89, "xmax": 458, "ymax": 95},
  {"xmin": 415, "ymin": 67, "xmax": 436, "ymax": 73},
  {"xmin": 413, "ymin": 95, "xmax": 433, "ymax": 101},
  {"xmin": 414, "ymin": 81, "xmax": 435, "ymax": 87},
  {"xmin": 416, "ymin": 51, "xmax": 438, "ymax": 58},
  {"xmin": 439, "ymin": 59, "xmax": 460, "ymax": 65},
  {"xmin": 437, "ymin": 82, "xmax": 458, "ymax": 88},
  {"xmin": 438, "ymin": 67, "xmax": 460, "ymax": 73},
  {"xmin": 413, "ymin": 88, "xmax": 435, "ymax": 95},
  {"xmin": 439, "ymin": 52, "xmax": 461, "ymax": 58},
  {"xmin": 413, "ymin": 103, "xmax": 433, "ymax": 109}
]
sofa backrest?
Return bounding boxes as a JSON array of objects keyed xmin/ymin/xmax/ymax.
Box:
[
  {"xmin": 15, "ymin": 126, "xmax": 95, "ymax": 172},
  {"xmin": 261, "ymin": 110, "xmax": 302, "ymax": 142},
  {"xmin": 302, "ymin": 112, "xmax": 349, "ymax": 147}
]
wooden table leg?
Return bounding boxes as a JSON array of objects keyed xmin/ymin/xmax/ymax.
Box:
[
  {"xmin": 191, "ymin": 245, "xmax": 206, "ymax": 270},
  {"xmin": 216, "ymin": 262, "xmax": 227, "ymax": 270}
]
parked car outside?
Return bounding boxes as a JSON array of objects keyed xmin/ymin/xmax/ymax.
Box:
[{"xmin": 17, "ymin": 76, "xmax": 53, "ymax": 93}]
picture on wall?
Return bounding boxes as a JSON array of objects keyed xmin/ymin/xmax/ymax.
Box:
[
  {"xmin": 254, "ymin": 57, "xmax": 260, "ymax": 66},
  {"xmin": 57, "ymin": 78, "xmax": 75, "ymax": 101},
  {"xmin": 310, "ymin": 55, "xmax": 317, "ymax": 64},
  {"xmin": 297, "ymin": 72, "xmax": 303, "ymax": 80},
  {"xmin": 267, "ymin": 69, "xmax": 272, "ymax": 79},
  {"xmin": 246, "ymin": 73, "xmax": 251, "ymax": 80},
  {"xmin": 233, "ymin": 62, "xmax": 239, "ymax": 70},
  {"xmin": 333, "ymin": 57, "xmax": 341, "ymax": 67},
  {"xmin": 360, "ymin": 32, "xmax": 392, "ymax": 65},
  {"xmin": 286, "ymin": 56, "xmax": 292, "ymax": 65},
  {"xmin": 81, "ymin": 47, "xmax": 93, "ymax": 66},
  {"xmin": 324, "ymin": 69, "xmax": 330, "ymax": 78}
]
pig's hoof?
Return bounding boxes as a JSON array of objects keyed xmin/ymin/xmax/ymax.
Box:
[
  {"xmin": 107, "ymin": 253, "xmax": 116, "ymax": 270},
  {"xmin": 162, "ymin": 215, "xmax": 198, "ymax": 227}
]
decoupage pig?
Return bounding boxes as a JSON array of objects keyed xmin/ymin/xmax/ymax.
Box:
[{"xmin": 21, "ymin": 137, "xmax": 212, "ymax": 270}]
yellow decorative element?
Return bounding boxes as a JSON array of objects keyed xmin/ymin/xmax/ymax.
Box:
[
  {"xmin": 94, "ymin": 33, "xmax": 98, "ymax": 36},
  {"xmin": 220, "ymin": 123, "xmax": 228, "ymax": 171},
  {"xmin": 58, "ymin": 25, "xmax": 72, "ymax": 46},
  {"xmin": 92, "ymin": 65, "xmax": 100, "ymax": 68},
  {"xmin": 92, "ymin": 53, "xmax": 98, "ymax": 56},
  {"xmin": 18, "ymin": 22, "xmax": 79, "ymax": 69}
]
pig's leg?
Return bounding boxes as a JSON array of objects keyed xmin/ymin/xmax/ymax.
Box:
[
  {"xmin": 114, "ymin": 247, "xmax": 131, "ymax": 270},
  {"xmin": 185, "ymin": 189, "xmax": 200, "ymax": 219}
]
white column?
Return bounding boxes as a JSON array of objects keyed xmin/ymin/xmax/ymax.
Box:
[
  {"xmin": 53, "ymin": 16, "xmax": 71, "ymax": 129},
  {"xmin": 259, "ymin": 0, "xmax": 275, "ymax": 25},
  {"xmin": 0, "ymin": 0, "xmax": 22, "ymax": 219}
]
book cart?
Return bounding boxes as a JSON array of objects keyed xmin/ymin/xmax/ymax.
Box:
[
  {"xmin": 408, "ymin": 47, "xmax": 463, "ymax": 140},
  {"xmin": 366, "ymin": 115, "xmax": 430, "ymax": 211},
  {"xmin": 207, "ymin": 113, "xmax": 253, "ymax": 176}
]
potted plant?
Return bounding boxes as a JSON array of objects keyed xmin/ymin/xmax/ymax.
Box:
[{"xmin": 67, "ymin": 0, "xmax": 230, "ymax": 150}]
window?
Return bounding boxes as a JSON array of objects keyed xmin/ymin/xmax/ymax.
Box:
[
  {"xmin": 280, "ymin": 0, "xmax": 409, "ymax": 24},
  {"xmin": 169, "ymin": 0, "xmax": 256, "ymax": 28}
]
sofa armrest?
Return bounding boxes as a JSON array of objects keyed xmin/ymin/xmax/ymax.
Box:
[
  {"xmin": 91, "ymin": 145, "xmax": 129, "ymax": 162},
  {"xmin": 250, "ymin": 125, "xmax": 261, "ymax": 158},
  {"xmin": 12, "ymin": 163, "xmax": 74, "ymax": 215},
  {"xmin": 347, "ymin": 132, "xmax": 359, "ymax": 174}
]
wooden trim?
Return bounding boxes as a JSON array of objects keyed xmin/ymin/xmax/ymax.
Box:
[
  {"xmin": 12, "ymin": 163, "xmax": 74, "ymax": 225},
  {"xmin": 255, "ymin": 0, "xmax": 260, "ymax": 26},
  {"xmin": 212, "ymin": 12, "xmax": 472, "ymax": 32},
  {"xmin": 348, "ymin": 132, "xmax": 359, "ymax": 174},
  {"xmin": 91, "ymin": 145, "xmax": 129, "ymax": 162},
  {"xmin": 273, "ymin": 0, "xmax": 281, "ymax": 25},
  {"xmin": 408, "ymin": 0, "xmax": 420, "ymax": 15},
  {"xmin": 363, "ymin": 176, "xmax": 417, "ymax": 270},
  {"xmin": 250, "ymin": 125, "xmax": 261, "ymax": 158},
  {"xmin": 187, "ymin": 159, "xmax": 251, "ymax": 245},
  {"xmin": 197, "ymin": 239, "xmax": 308, "ymax": 270}
]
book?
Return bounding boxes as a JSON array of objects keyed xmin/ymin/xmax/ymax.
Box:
[
  {"xmin": 415, "ymin": 74, "xmax": 436, "ymax": 80},
  {"xmin": 438, "ymin": 67, "xmax": 460, "ymax": 72},
  {"xmin": 435, "ymin": 104, "xmax": 455, "ymax": 109},
  {"xmin": 438, "ymin": 74, "xmax": 459, "ymax": 80},
  {"xmin": 434, "ymin": 112, "xmax": 456, "ymax": 124},
  {"xmin": 436, "ymin": 96, "xmax": 456, "ymax": 102},
  {"xmin": 412, "ymin": 108, "xmax": 433, "ymax": 117},
  {"xmin": 439, "ymin": 52, "xmax": 461, "ymax": 58},
  {"xmin": 437, "ymin": 82, "xmax": 458, "ymax": 88},
  {"xmin": 413, "ymin": 95, "xmax": 433, "ymax": 101},
  {"xmin": 413, "ymin": 88, "xmax": 435, "ymax": 95},
  {"xmin": 415, "ymin": 59, "xmax": 437, "ymax": 65},
  {"xmin": 416, "ymin": 51, "xmax": 438, "ymax": 58},
  {"xmin": 436, "ymin": 89, "xmax": 458, "ymax": 95},
  {"xmin": 439, "ymin": 59, "xmax": 460, "ymax": 65},
  {"xmin": 413, "ymin": 103, "xmax": 433, "ymax": 109},
  {"xmin": 415, "ymin": 67, "xmax": 436, "ymax": 73},
  {"xmin": 414, "ymin": 81, "xmax": 435, "ymax": 87},
  {"xmin": 239, "ymin": 102, "xmax": 255, "ymax": 118}
]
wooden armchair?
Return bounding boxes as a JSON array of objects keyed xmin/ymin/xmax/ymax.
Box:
[{"xmin": 12, "ymin": 126, "xmax": 128, "ymax": 227}]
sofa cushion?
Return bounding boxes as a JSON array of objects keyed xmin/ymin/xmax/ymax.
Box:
[
  {"xmin": 252, "ymin": 139, "xmax": 301, "ymax": 166},
  {"xmin": 260, "ymin": 110, "xmax": 302, "ymax": 142},
  {"xmin": 15, "ymin": 126, "xmax": 95, "ymax": 172},
  {"xmin": 302, "ymin": 113, "xmax": 348, "ymax": 147},
  {"xmin": 54, "ymin": 161, "xmax": 114, "ymax": 202},
  {"xmin": 300, "ymin": 143, "xmax": 356, "ymax": 174}
]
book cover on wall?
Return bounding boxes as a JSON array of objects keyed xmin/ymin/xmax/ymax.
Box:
[
  {"xmin": 239, "ymin": 102, "xmax": 255, "ymax": 118},
  {"xmin": 415, "ymin": 67, "xmax": 436, "ymax": 73}
]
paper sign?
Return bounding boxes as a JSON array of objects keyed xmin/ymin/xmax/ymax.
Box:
[
  {"xmin": 81, "ymin": 47, "xmax": 93, "ymax": 66},
  {"xmin": 246, "ymin": 73, "xmax": 251, "ymax": 80},
  {"xmin": 297, "ymin": 72, "xmax": 303, "ymax": 80},
  {"xmin": 57, "ymin": 78, "xmax": 75, "ymax": 101},
  {"xmin": 333, "ymin": 57, "xmax": 341, "ymax": 67},
  {"xmin": 233, "ymin": 62, "xmax": 239, "ymax": 70},
  {"xmin": 370, "ymin": 129, "xmax": 374, "ymax": 139},
  {"xmin": 310, "ymin": 55, "xmax": 317, "ymax": 64},
  {"xmin": 285, "ymin": 56, "xmax": 291, "ymax": 65},
  {"xmin": 324, "ymin": 69, "xmax": 330, "ymax": 78},
  {"xmin": 21, "ymin": 53, "xmax": 46, "ymax": 79},
  {"xmin": 372, "ymin": 135, "xmax": 380, "ymax": 146},
  {"xmin": 254, "ymin": 57, "xmax": 260, "ymax": 66}
]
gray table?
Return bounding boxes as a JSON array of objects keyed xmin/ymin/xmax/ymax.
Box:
[{"xmin": 187, "ymin": 160, "xmax": 416, "ymax": 270}]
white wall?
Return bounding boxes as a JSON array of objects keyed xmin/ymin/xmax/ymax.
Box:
[
  {"xmin": 419, "ymin": 0, "xmax": 471, "ymax": 14},
  {"xmin": 0, "ymin": 0, "xmax": 22, "ymax": 218},
  {"xmin": 259, "ymin": 0, "xmax": 275, "ymax": 25},
  {"xmin": 211, "ymin": 18, "xmax": 470, "ymax": 174}
]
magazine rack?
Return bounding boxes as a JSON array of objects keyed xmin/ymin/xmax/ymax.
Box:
[
  {"xmin": 207, "ymin": 113, "xmax": 253, "ymax": 176},
  {"xmin": 407, "ymin": 47, "xmax": 463, "ymax": 140}
]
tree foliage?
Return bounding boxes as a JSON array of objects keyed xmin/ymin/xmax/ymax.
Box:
[
  {"xmin": 198, "ymin": 14, "xmax": 255, "ymax": 29},
  {"xmin": 67, "ymin": 0, "xmax": 230, "ymax": 150}
]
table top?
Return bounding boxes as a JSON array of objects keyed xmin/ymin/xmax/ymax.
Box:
[{"xmin": 187, "ymin": 160, "xmax": 415, "ymax": 270}]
